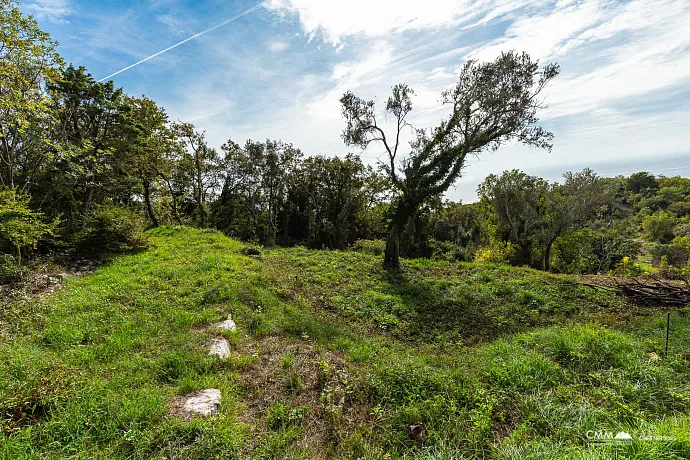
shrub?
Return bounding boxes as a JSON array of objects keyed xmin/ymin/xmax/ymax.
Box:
[
  {"xmin": 0, "ymin": 253, "xmax": 23, "ymax": 284},
  {"xmin": 0, "ymin": 190, "xmax": 58, "ymax": 262},
  {"xmin": 240, "ymin": 244, "xmax": 262, "ymax": 257},
  {"xmin": 352, "ymin": 239, "xmax": 386, "ymax": 256},
  {"xmin": 668, "ymin": 201, "xmax": 690, "ymax": 217},
  {"xmin": 267, "ymin": 402, "xmax": 307, "ymax": 429},
  {"xmin": 552, "ymin": 229, "xmax": 599, "ymax": 274},
  {"xmin": 642, "ymin": 212, "xmax": 678, "ymax": 243},
  {"xmin": 427, "ymin": 238, "xmax": 472, "ymax": 262},
  {"xmin": 653, "ymin": 242, "xmax": 690, "ymax": 268},
  {"xmin": 474, "ymin": 241, "xmax": 517, "ymax": 265},
  {"xmin": 554, "ymin": 228, "xmax": 640, "ymax": 274},
  {"xmin": 75, "ymin": 205, "xmax": 148, "ymax": 256}
]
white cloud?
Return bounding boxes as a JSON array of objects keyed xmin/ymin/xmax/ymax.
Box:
[
  {"xmin": 269, "ymin": 41, "xmax": 290, "ymax": 52},
  {"xmin": 156, "ymin": 14, "xmax": 188, "ymax": 36},
  {"xmin": 24, "ymin": 0, "xmax": 72, "ymax": 24},
  {"xmin": 454, "ymin": 0, "xmax": 690, "ymax": 122},
  {"xmin": 425, "ymin": 66, "xmax": 456, "ymax": 82},
  {"xmin": 266, "ymin": 0, "xmax": 474, "ymax": 45},
  {"xmin": 468, "ymin": 0, "xmax": 606, "ymax": 62},
  {"xmin": 544, "ymin": 0, "xmax": 690, "ymax": 117}
]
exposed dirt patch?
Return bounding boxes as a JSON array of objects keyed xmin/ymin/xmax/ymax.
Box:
[
  {"xmin": 492, "ymin": 402, "xmax": 521, "ymax": 440},
  {"xmin": 235, "ymin": 335, "xmax": 373, "ymax": 457}
]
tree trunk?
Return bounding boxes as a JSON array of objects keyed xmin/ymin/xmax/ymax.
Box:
[
  {"xmin": 384, "ymin": 223, "xmax": 401, "ymax": 269},
  {"xmin": 158, "ymin": 172, "xmax": 182, "ymax": 225},
  {"xmin": 519, "ymin": 241, "xmax": 532, "ymax": 267},
  {"xmin": 197, "ymin": 193, "xmax": 205, "ymax": 228},
  {"xmin": 143, "ymin": 181, "xmax": 159, "ymax": 227},
  {"xmin": 83, "ymin": 186, "xmax": 95, "ymax": 214},
  {"xmin": 544, "ymin": 239, "xmax": 554, "ymax": 272},
  {"xmin": 383, "ymin": 202, "xmax": 411, "ymax": 269}
]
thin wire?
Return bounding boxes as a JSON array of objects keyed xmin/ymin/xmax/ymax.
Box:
[{"xmin": 98, "ymin": 3, "xmax": 264, "ymax": 82}]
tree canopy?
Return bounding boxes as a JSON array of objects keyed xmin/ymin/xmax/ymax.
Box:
[{"xmin": 341, "ymin": 51, "xmax": 560, "ymax": 268}]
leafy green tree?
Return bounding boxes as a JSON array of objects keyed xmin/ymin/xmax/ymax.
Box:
[
  {"xmin": 216, "ymin": 139, "xmax": 301, "ymax": 244},
  {"xmin": 668, "ymin": 201, "xmax": 690, "ymax": 217},
  {"xmin": 290, "ymin": 154, "xmax": 382, "ymax": 248},
  {"xmin": 47, "ymin": 65, "xmax": 128, "ymax": 220},
  {"xmin": 0, "ymin": 0, "xmax": 63, "ymax": 192},
  {"xmin": 626, "ymin": 172, "xmax": 657, "ymax": 196},
  {"xmin": 480, "ymin": 169, "xmax": 614, "ymax": 269},
  {"xmin": 539, "ymin": 169, "xmax": 614, "ymax": 270},
  {"xmin": 642, "ymin": 212, "xmax": 678, "ymax": 243},
  {"xmin": 479, "ymin": 169, "xmax": 548, "ymax": 266},
  {"xmin": 0, "ymin": 189, "xmax": 57, "ymax": 263},
  {"xmin": 119, "ymin": 96, "xmax": 175, "ymax": 227},
  {"xmin": 173, "ymin": 122, "xmax": 223, "ymax": 228},
  {"xmin": 340, "ymin": 51, "xmax": 559, "ymax": 268},
  {"xmin": 430, "ymin": 201, "xmax": 485, "ymax": 248}
]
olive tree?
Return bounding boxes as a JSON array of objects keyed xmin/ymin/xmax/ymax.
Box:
[{"xmin": 340, "ymin": 51, "xmax": 559, "ymax": 268}]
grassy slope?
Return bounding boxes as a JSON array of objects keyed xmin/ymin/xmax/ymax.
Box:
[{"xmin": 1, "ymin": 227, "xmax": 689, "ymax": 459}]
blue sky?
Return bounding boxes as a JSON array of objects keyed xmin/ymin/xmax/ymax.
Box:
[{"xmin": 24, "ymin": 0, "xmax": 690, "ymax": 202}]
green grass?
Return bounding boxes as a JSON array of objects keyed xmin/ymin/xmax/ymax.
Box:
[{"xmin": 1, "ymin": 227, "xmax": 689, "ymax": 458}]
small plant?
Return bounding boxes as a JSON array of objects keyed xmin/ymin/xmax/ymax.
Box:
[
  {"xmin": 240, "ymin": 244, "xmax": 262, "ymax": 257},
  {"xmin": 281, "ymin": 353, "xmax": 304, "ymax": 393},
  {"xmin": 317, "ymin": 358, "xmax": 337, "ymax": 388},
  {"xmin": 75, "ymin": 204, "xmax": 148, "ymax": 256},
  {"xmin": 267, "ymin": 402, "xmax": 307, "ymax": 429},
  {"xmin": 281, "ymin": 353, "xmax": 295, "ymax": 368},
  {"xmin": 0, "ymin": 253, "xmax": 24, "ymax": 284}
]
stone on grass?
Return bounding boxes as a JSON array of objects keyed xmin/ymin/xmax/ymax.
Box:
[
  {"xmin": 214, "ymin": 314, "xmax": 236, "ymax": 332},
  {"xmin": 38, "ymin": 275, "xmax": 61, "ymax": 286},
  {"xmin": 183, "ymin": 389, "xmax": 221, "ymax": 416},
  {"xmin": 209, "ymin": 338, "xmax": 230, "ymax": 359}
]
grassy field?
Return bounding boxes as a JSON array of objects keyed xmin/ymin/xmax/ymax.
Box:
[{"xmin": 1, "ymin": 227, "xmax": 689, "ymax": 459}]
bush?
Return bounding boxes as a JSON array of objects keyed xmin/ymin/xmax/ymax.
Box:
[
  {"xmin": 75, "ymin": 205, "xmax": 148, "ymax": 256},
  {"xmin": 427, "ymin": 238, "xmax": 472, "ymax": 262},
  {"xmin": 474, "ymin": 241, "xmax": 517, "ymax": 265},
  {"xmin": 668, "ymin": 201, "xmax": 690, "ymax": 217},
  {"xmin": 653, "ymin": 236, "xmax": 690, "ymax": 267},
  {"xmin": 554, "ymin": 229, "xmax": 640, "ymax": 274},
  {"xmin": 0, "ymin": 190, "xmax": 58, "ymax": 262},
  {"xmin": 240, "ymin": 245, "xmax": 262, "ymax": 258},
  {"xmin": 0, "ymin": 253, "xmax": 23, "ymax": 284},
  {"xmin": 642, "ymin": 212, "xmax": 679, "ymax": 243},
  {"xmin": 352, "ymin": 239, "xmax": 386, "ymax": 256}
]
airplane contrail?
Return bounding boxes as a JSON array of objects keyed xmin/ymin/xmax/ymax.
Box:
[{"xmin": 98, "ymin": 3, "xmax": 264, "ymax": 82}]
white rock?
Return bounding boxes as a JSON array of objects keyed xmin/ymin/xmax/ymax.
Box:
[
  {"xmin": 183, "ymin": 389, "xmax": 221, "ymax": 416},
  {"xmin": 209, "ymin": 338, "xmax": 230, "ymax": 359},
  {"xmin": 38, "ymin": 275, "xmax": 60, "ymax": 286},
  {"xmin": 214, "ymin": 315, "xmax": 236, "ymax": 332}
]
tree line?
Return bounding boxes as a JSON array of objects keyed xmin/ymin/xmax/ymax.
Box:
[{"xmin": 3, "ymin": 0, "xmax": 683, "ymax": 278}]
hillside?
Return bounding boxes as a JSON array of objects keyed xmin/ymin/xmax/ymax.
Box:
[{"xmin": 1, "ymin": 227, "xmax": 690, "ymax": 459}]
